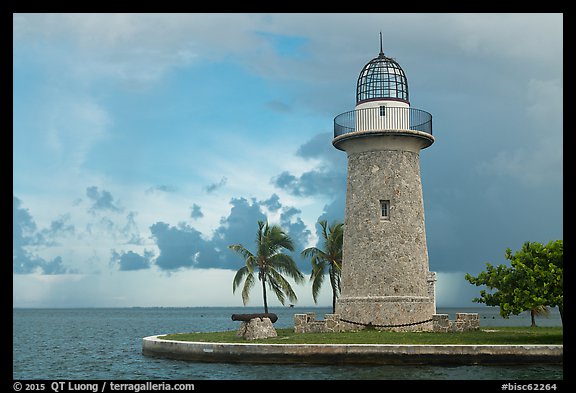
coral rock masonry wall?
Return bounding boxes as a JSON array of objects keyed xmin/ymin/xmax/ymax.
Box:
[
  {"xmin": 294, "ymin": 313, "xmax": 342, "ymax": 333},
  {"xmin": 432, "ymin": 313, "xmax": 480, "ymax": 332},
  {"xmin": 295, "ymin": 312, "xmax": 479, "ymax": 333},
  {"xmin": 336, "ymin": 147, "xmax": 436, "ymax": 331}
]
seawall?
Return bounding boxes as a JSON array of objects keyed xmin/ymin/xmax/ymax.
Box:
[{"xmin": 142, "ymin": 335, "xmax": 562, "ymax": 365}]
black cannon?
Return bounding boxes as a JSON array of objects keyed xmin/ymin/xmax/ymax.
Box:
[{"xmin": 231, "ymin": 313, "xmax": 278, "ymax": 323}]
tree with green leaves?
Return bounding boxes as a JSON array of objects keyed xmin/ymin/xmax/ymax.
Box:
[
  {"xmin": 301, "ymin": 220, "xmax": 344, "ymax": 313},
  {"xmin": 465, "ymin": 240, "xmax": 563, "ymax": 326},
  {"xmin": 230, "ymin": 220, "xmax": 305, "ymax": 314}
]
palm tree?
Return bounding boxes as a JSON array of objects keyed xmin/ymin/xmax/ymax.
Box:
[
  {"xmin": 230, "ymin": 220, "xmax": 304, "ymax": 314},
  {"xmin": 529, "ymin": 305, "xmax": 550, "ymax": 327},
  {"xmin": 301, "ymin": 220, "xmax": 344, "ymax": 313}
]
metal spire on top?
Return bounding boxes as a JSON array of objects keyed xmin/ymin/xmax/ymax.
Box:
[{"xmin": 379, "ymin": 31, "xmax": 384, "ymax": 56}]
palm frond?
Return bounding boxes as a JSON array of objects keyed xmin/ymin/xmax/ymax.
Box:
[
  {"xmin": 268, "ymin": 269, "xmax": 298, "ymax": 304},
  {"xmin": 241, "ymin": 272, "xmax": 256, "ymax": 306},
  {"xmin": 269, "ymin": 253, "xmax": 304, "ymax": 283},
  {"xmin": 232, "ymin": 266, "xmax": 249, "ymax": 292},
  {"xmin": 301, "ymin": 246, "xmax": 323, "ymax": 259},
  {"xmin": 228, "ymin": 244, "xmax": 256, "ymax": 267},
  {"xmin": 318, "ymin": 220, "xmax": 329, "ymax": 243},
  {"xmin": 266, "ymin": 275, "xmax": 287, "ymax": 305},
  {"xmin": 310, "ymin": 266, "xmax": 325, "ymax": 303},
  {"xmin": 531, "ymin": 305, "xmax": 550, "ymax": 317},
  {"xmin": 268, "ymin": 225, "xmax": 295, "ymax": 252}
]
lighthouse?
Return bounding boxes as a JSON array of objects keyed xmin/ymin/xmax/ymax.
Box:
[{"xmin": 333, "ymin": 36, "xmax": 437, "ymax": 331}]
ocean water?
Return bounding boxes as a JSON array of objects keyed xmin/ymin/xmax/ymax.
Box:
[{"xmin": 12, "ymin": 307, "xmax": 563, "ymax": 381}]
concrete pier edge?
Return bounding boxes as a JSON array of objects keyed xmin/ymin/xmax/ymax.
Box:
[{"xmin": 142, "ymin": 335, "xmax": 562, "ymax": 365}]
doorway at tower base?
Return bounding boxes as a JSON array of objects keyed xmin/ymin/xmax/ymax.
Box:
[{"xmin": 336, "ymin": 296, "xmax": 436, "ymax": 332}]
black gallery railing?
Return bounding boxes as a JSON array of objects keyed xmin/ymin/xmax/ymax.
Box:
[{"xmin": 334, "ymin": 106, "xmax": 433, "ymax": 138}]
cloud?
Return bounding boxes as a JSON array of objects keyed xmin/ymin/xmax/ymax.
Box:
[
  {"xmin": 213, "ymin": 197, "xmax": 268, "ymax": 258},
  {"xmin": 215, "ymin": 197, "xmax": 312, "ymax": 272},
  {"xmin": 111, "ymin": 250, "xmax": 154, "ymax": 271},
  {"xmin": 279, "ymin": 207, "xmax": 312, "ymax": 263},
  {"xmin": 13, "ymin": 196, "xmax": 38, "ymax": 246},
  {"xmin": 145, "ymin": 185, "xmax": 177, "ymax": 194},
  {"xmin": 296, "ymin": 132, "xmax": 344, "ymax": 165},
  {"xmin": 39, "ymin": 215, "xmax": 75, "ymax": 246},
  {"xmin": 204, "ymin": 177, "xmax": 227, "ymax": 194},
  {"xmin": 149, "ymin": 222, "xmax": 214, "ymax": 271},
  {"xmin": 269, "ymin": 132, "xmax": 347, "ymax": 250},
  {"xmin": 121, "ymin": 211, "xmax": 146, "ymax": 245},
  {"xmin": 272, "ymin": 132, "xmax": 347, "ymax": 198},
  {"xmin": 14, "ymin": 14, "xmax": 202, "ymax": 86},
  {"xmin": 86, "ymin": 186, "xmax": 122, "ymax": 213},
  {"xmin": 476, "ymin": 77, "xmax": 563, "ymax": 188},
  {"xmin": 13, "ymin": 196, "xmax": 69, "ymax": 275},
  {"xmin": 147, "ymin": 195, "xmax": 314, "ymax": 273},
  {"xmin": 273, "ymin": 170, "xmax": 345, "ymax": 197},
  {"xmin": 261, "ymin": 194, "xmax": 282, "ymax": 212},
  {"xmin": 190, "ymin": 204, "xmax": 204, "ymax": 220},
  {"xmin": 44, "ymin": 97, "xmax": 111, "ymax": 167},
  {"xmin": 266, "ymin": 100, "xmax": 292, "ymax": 113}
]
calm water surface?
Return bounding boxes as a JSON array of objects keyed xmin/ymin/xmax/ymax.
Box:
[{"xmin": 12, "ymin": 307, "xmax": 563, "ymax": 380}]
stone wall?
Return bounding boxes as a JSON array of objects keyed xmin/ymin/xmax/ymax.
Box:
[
  {"xmin": 295, "ymin": 312, "xmax": 479, "ymax": 334},
  {"xmin": 432, "ymin": 313, "xmax": 480, "ymax": 333},
  {"xmin": 294, "ymin": 313, "xmax": 341, "ymax": 333}
]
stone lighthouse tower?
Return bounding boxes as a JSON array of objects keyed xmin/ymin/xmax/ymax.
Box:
[{"xmin": 333, "ymin": 37, "xmax": 436, "ymax": 331}]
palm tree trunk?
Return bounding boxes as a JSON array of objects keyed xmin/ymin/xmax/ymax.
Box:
[
  {"xmin": 530, "ymin": 310, "xmax": 536, "ymax": 327},
  {"xmin": 330, "ymin": 271, "xmax": 338, "ymax": 314},
  {"xmin": 261, "ymin": 275, "xmax": 269, "ymax": 314},
  {"xmin": 332, "ymin": 291, "xmax": 336, "ymax": 314}
]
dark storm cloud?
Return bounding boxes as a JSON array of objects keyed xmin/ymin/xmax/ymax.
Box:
[
  {"xmin": 279, "ymin": 207, "xmax": 312, "ymax": 270},
  {"xmin": 149, "ymin": 222, "xmax": 213, "ymax": 270},
  {"xmin": 13, "ymin": 196, "xmax": 69, "ymax": 274},
  {"xmin": 213, "ymin": 197, "xmax": 268, "ymax": 253},
  {"xmin": 204, "ymin": 177, "xmax": 227, "ymax": 193},
  {"xmin": 148, "ymin": 196, "xmax": 313, "ymax": 273},
  {"xmin": 111, "ymin": 249, "xmax": 154, "ymax": 271},
  {"xmin": 86, "ymin": 186, "xmax": 122, "ymax": 213},
  {"xmin": 216, "ymin": 198, "xmax": 311, "ymax": 273},
  {"xmin": 190, "ymin": 204, "xmax": 204, "ymax": 220}
]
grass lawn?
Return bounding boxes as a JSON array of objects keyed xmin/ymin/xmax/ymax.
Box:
[{"xmin": 161, "ymin": 326, "xmax": 562, "ymax": 345}]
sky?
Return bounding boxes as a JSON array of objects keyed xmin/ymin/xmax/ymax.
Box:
[{"xmin": 13, "ymin": 13, "xmax": 563, "ymax": 309}]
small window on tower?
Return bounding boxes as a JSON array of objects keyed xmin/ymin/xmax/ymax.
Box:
[
  {"xmin": 380, "ymin": 200, "xmax": 390, "ymax": 219},
  {"xmin": 379, "ymin": 106, "xmax": 386, "ymax": 117}
]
